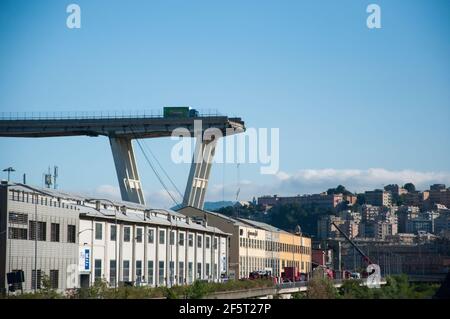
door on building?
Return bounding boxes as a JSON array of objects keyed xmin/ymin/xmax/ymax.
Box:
[{"xmin": 80, "ymin": 274, "xmax": 90, "ymax": 288}]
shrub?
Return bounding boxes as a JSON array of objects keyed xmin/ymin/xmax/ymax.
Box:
[{"xmin": 305, "ymin": 277, "xmax": 337, "ymax": 299}]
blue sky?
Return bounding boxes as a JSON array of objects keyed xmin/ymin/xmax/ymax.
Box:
[{"xmin": 0, "ymin": 0, "xmax": 449, "ymax": 207}]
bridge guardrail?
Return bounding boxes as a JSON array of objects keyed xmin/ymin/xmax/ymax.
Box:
[{"xmin": 0, "ymin": 109, "xmax": 224, "ymax": 121}]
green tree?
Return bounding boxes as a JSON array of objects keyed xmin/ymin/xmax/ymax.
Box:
[
  {"xmin": 186, "ymin": 280, "xmax": 210, "ymax": 299},
  {"xmin": 356, "ymin": 194, "xmax": 366, "ymax": 205},
  {"xmin": 305, "ymin": 277, "xmax": 337, "ymax": 299},
  {"xmin": 403, "ymin": 183, "xmax": 416, "ymax": 193},
  {"xmin": 339, "ymin": 280, "xmax": 373, "ymax": 299}
]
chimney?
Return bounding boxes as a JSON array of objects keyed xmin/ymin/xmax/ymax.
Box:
[
  {"xmin": 144, "ymin": 209, "xmax": 151, "ymax": 221},
  {"xmin": 95, "ymin": 200, "xmax": 101, "ymax": 211}
]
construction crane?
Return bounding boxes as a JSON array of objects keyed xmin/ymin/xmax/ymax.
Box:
[{"xmin": 331, "ymin": 221, "xmax": 373, "ymax": 265}]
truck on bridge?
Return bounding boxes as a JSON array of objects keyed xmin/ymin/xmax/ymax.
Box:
[{"xmin": 163, "ymin": 106, "xmax": 199, "ymax": 118}]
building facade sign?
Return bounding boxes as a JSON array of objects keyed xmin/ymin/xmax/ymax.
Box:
[{"xmin": 79, "ymin": 247, "xmax": 91, "ymax": 273}]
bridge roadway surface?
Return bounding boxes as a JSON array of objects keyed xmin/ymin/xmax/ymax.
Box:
[
  {"xmin": 205, "ymin": 278, "xmax": 388, "ymax": 299},
  {"xmin": 0, "ymin": 115, "xmax": 245, "ymax": 138}
]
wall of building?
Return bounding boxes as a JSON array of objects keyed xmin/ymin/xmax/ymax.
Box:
[
  {"xmin": 278, "ymin": 232, "xmax": 312, "ymax": 274},
  {"xmin": 1, "ymin": 187, "xmax": 79, "ymax": 293},
  {"xmin": 78, "ymin": 217, "xmax": 228, "ymax": 288},
  {"xmin": 178, "ymin": 207, "xmax": 313, "ymax": 280}
]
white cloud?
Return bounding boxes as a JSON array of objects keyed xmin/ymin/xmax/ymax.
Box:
[
  {"xmin": 273, "ymin": 168, "xmax": 450, "ymax": 194},
  {"xmin": 91, "ymin": 168, "xmax": 450, "ymax": 208},
  {"xmin": 94, "ymin": 184, "xmax": 121, "ymax": 199},
  {"xmin": 93, "ymin": 184, "xmax": 180, "ymax": 209},
  {"xmin": 206, "ymin": 168, "xmax": 450, "ymax": 201}
]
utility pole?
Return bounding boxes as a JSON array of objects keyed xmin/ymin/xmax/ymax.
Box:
[{"xmin": 292, "ymin": 233, "xmax": 295, "ymax": 282}]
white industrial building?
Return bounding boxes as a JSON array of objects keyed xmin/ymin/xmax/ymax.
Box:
[{"xmin": 0, "ymin": 182, "xmax": 229, "ymax": 294}]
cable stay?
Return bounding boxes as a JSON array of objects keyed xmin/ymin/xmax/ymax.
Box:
[
  {"xmin": 235, "ymin": 163, "xmax": 241, "ymax": 201},
  {"xmin": 134, "ymin": 138, "xmax": 180, "ymax": 207},
  {"xmin": 141, "ymin": 138, "xmax": 184, "ymax": 200},
  {"xmin": 127, "ymin": 127, "xmax": 181, "ymax": 207}
]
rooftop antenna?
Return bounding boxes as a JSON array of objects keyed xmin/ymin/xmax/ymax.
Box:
[
  {"xmin": 53, "ymin": 166, "xmax": 58, "ymax": 189},
  {"xmin": 44, "ymin": 166, "xmax": 52, "ymax": 188}
]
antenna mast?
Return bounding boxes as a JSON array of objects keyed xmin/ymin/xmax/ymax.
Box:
[{"xmin": 53, "ymin": 166, "xmax": 58, "ymax": 189}]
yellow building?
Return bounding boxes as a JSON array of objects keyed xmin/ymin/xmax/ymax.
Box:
[
  {"xmin": 278, "ymin": 231, "xmax": 312, "ymax": 275},
  {"xmin": 178, "ymin": 207, "xmax": 312, "ymax": 279}
]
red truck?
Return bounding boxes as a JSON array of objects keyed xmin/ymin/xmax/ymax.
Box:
[{"xmin": 281, "ymin": 267, "xmax": 308, "ymax": 282}]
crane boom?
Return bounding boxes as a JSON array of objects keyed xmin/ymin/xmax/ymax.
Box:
[{"xmin": 331, "ymin": 221, "xmax": 373, "ymax": 265}]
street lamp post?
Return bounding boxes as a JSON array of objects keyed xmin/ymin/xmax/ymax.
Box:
[
  {"xmin": 33, "ymin": 193, "xmax": 38, "ymax": 293},
  {"xmin": 294, "ymin": 225, "xmax": 302, "ymax": 282},
  {"xmin": 292, "ymin": 232, "xmax": 295, "ymax": 283},
  {"xmin": 3, "ymin": 167, "xmax": 15, "ymax": 182}
]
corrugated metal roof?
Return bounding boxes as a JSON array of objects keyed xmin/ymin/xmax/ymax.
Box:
[
  {"xmin": 236, "ymin": 217, "xmax": 291, "ymax": 234},
  {"xmin": 80, "ymin": 207, "xmax": 228, "ymax": 234},
  {"xmin": 178, "ymin": 206, "xmax": 248, "ymax": 227},
  {"xmin": 7, "ymin": 183, "xmax": 228, "ymax": 235}
]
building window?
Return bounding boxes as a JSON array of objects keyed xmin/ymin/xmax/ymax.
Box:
[
  {"xmin": 49, "ymin": 270, "xmax": 59, "ymax": 289},
  {"xmin": 124, "ymin": 227, "xmax": 131, "ymax": 242},
  {"xmin": 110, "ymin": 260, "xmax": 117, "ymax": 286},
  {"xmin": 159, "ymin": 230, "xmax": 165, "ymax": 245},
  {"xmin": 136, "ymin": 260, "xmax": 142, "ymax": 282},
  {"xmin": 136, "ymin": 228, "xmax": 143, "ymax": 243},
  {"xmin": 205, "ymin": 236, "xmax": 210, "ymax": 249},
  {"xmin": 29, "ymin": 221, "xmax": 46, "ymax": 241},
  {"xmin": 95, "ymin": 223, "xmax": 102, "ymax": 240},
  {"xmin": 206, "ymin": 263, "xmax": 210, "ymax": 278},
  {"xmin": 169, "ymin": 231, "xmax": 175, "ymax": 245},
  {"xmin": 31, "ymin": 270, "xmax": 42, "ymax": 290},
  {"xmin": 148, "ymin": 261, "xmax": 154, "ymax": 285},
  {"xmin": 67, "ymin": 225, "xmax": 76, "ymax": 243},
  {"xmin": 169, "ymin": 261, "xmax": 175, "ymax": 284},
  {"xmin": 188, "ymin": 262, "xmax": 193, "ymax": 284},
  {"xmin": 8, "ymin": 212, "xmax": 28, "ymax": 224},
  {"xmin": 110, "ymin": 225, "xmax": 117, "ymax": 241},
  {"xmin": 197, "ymin": 263, "xmax": 202, "ymax": 279},
  {"xmin": 188, "ymin": 234, "xmax": 193, "ymax": 247},
  {"xmin": 214, "ymin": 237, "xmax": 218, "ymax": 249},
  {"xmin": 123, "ymin": 260, "xmax": 130, "ymax": 281},
  {"xmin": 50, "ymin": 223, "xmax": 60, "ymax": 242},
  {"xmin": 240, "ymin": 229, "xmax": 244, "ymax": 236},
  {"xmin": 94, "ymin": 259, "xmax": 102, "ymax": 281},
  {"xmin": 158, "ymin": 261, "xmax": 165, "ymax": 286},
  {"xmin": 178, "ymin": 261, "xmax": 184, "ymax": 285},
  {"xmin": 197, "ymin": 235, "xmax": 202, "ymax": 248},
  {"xmin": 148, "ymin": 229, "xmax": 154, "ymax": 244},
  {"xmin": 8, "ymin": 227, "xmax": 27, "ymax": 240},
  {"xmin": 179, "ymin": 233, "xmax": 185, "ymax": 246}
]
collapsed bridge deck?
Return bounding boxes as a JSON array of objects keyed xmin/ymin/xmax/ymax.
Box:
[{"xmin": 0, "ymin": 115, "xmax": 245, "ymax": 138}]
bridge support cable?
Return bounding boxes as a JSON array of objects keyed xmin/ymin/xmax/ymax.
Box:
[
  {"xmin": 140, "ymin": 138, "xmax": 184, "ymax": 200},
  {"xmin": 133, "ymin": 137, "xmax": 181, "ymax": 207},
  {"xmin": 126, "ymin": 126, "xmax": 180, "ymax": 206}
]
